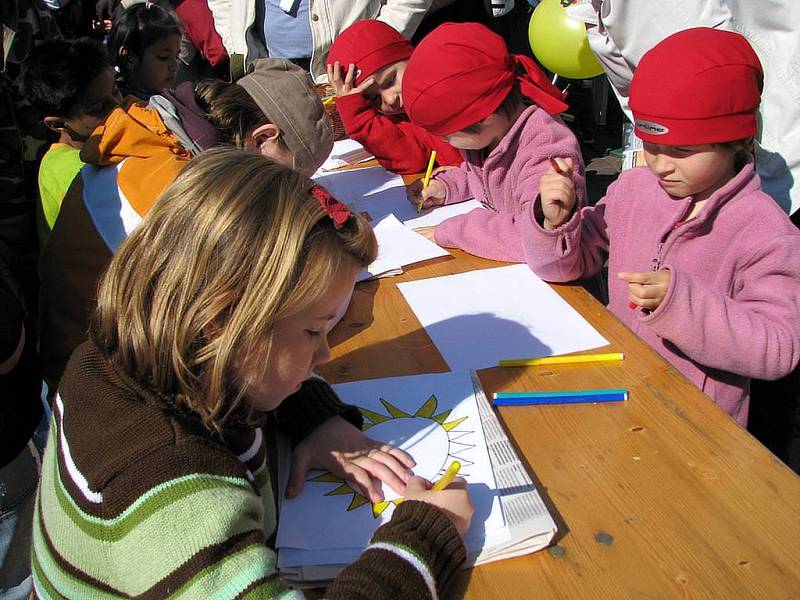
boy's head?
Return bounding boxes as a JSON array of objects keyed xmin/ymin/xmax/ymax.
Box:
[
  {"xmin": 327, "ymin": 20, "xmax": 413, "ymax": 115},
  {"xmin": 235, "ymin": 58, "xmax": 333, "ymax": 176},
  {"xmin": 630, "ymin": 27, "xmax": 763, "ymax": 146},
  {"xmin": 402, "ymin": 22, "xmax": 567, "ymax": 140},
  {"xmin": 23, "ymin": 38, "xmax": 121, "ymax": 143}
]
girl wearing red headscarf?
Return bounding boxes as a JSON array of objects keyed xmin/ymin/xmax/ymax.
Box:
[
  {"xmin": 326, "ymin": 20, "xmax": 462, "ymax": 175},
  {"xmin": 403, "ymin": 22, "xmax": 585, "ymax": 263}
]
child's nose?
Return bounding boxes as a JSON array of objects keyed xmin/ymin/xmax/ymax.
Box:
[
  {"xmin": 650, "ymin": 154, "xmax": 673, "ymax": 175},
  {"xmin": 313, "ymin": 336, "xmax": 332, "ymax": 367},
  {"xmin": 382, "ymin": 90, "xmax": 402, "ymax": 112}
]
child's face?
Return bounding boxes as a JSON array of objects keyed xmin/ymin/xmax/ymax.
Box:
[
  {"xmin": 363, "ymin": 60, "xmax": 408, "ymax": 116},
  {"xmin": 643, "ymin": 142, "xmax": 737, "ymax": 203},
  {"xmin": 62, "ymin": 68, "xmax": 122, "ymax": 141},
  {"xmin": 443, "ymin": 112, "xmax": 511, "ymax": 151},
  {"xmin": 233, "ymin": 262, "xmax": 360, "ymax": 413},
  {"xmin": 130, "ymin": 32, "xmax": 181, "ymax": 93}
]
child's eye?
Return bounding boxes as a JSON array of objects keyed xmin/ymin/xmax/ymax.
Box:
[{"xmin": 305, "ymin": 329, "xmax": 320, "ymax": 338}]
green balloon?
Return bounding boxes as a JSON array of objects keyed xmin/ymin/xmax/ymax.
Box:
[{"xmin": 528, "ymin": 0, "xmax": 604, "ymax": 79}]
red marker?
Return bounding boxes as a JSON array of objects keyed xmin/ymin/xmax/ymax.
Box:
[{"xmin": 628, "ymin": 301, "xmax": 637, "ymax": 310}]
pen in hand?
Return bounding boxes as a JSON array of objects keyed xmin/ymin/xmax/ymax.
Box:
[
  {"xmin": 417, "ymin": 150, "xmax": 438, "ymax": 213},
  {"xmin": 549, "ymin": 156, "xmax": 565, "ymax": 175},
  {"xmin": 396, "ymin": 460, "xmax": 462, "ymax": 504},
  {"xmin": 431, "ymin": 460, "xmax": 462, "ymax": 491}
]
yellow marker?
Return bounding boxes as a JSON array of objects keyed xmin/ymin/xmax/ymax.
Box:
[
  {"xmin": 322, "ymin": 96, "xmax": 336, "ymax": 106},
  {"xmin": 499, "ymin": 352, "xmax": 624, "ymax": 368},
  {"xmin": 395, "ymin": 460, "xmax": 461, "ymax": 505},
  {"xmin": 431, "ymin": 460, "xmax": 461, "ymax": 491},
  {"xmin": 416, "ymin": 150, "xmax": 437, "ymax": 213}
]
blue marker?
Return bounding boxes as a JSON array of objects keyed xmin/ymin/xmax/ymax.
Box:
[{"xmin": 492, "ymin": 389, "xmax": 628, "ymax": 407}]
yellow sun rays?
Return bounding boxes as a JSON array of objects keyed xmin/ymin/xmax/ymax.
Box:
[{"xmin": 307, "ymin": 394, "xmax": 473, "ymax": 518}]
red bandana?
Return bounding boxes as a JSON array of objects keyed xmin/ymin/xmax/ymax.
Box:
[{"xmin": 402, "ymin": 22, "xmax": 568, "ymax": 137}]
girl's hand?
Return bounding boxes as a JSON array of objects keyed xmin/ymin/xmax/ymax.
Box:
[
  {"xmin": 326, "ymin": 62, "xmax": 376, "ymax": 98},
  {"xmin": 539, "ymin": 157, "xmax": 577, "ymax": 230},
  {"xmin": 286, "ymin": 416, "xmax": 415, "ymax": 502},
  {"xmin": 619, "ymin": 270, "xmax": 671, "ymax": 311},
  {"xmin": 403, "ymin": 476, "xmax": 474, "ymax": 538},
  {"xmin": 406, "ymin": 179, "xmax": 447, "ymax": 210},
  {"xmin": 414, "ymin": 226, "xmax": 436, "ymax": 242}
]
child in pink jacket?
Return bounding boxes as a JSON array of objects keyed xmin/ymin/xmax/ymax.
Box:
[
  {"xmin": 523, "ymin": 28, "xmax": 800, "ymax": 426},
  {"xmin": 403, "ymin": 22, "xmax": 585, "ymax": 262}
]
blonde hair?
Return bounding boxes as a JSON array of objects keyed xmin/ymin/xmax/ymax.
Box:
[{"xmin": 92, "ymin": 147, "xmax": 376, "ymax": 431}]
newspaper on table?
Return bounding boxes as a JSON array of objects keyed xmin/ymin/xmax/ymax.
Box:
[{"xmin": 467, "ymin": 369, "xmax": 557, "ymax": 562}]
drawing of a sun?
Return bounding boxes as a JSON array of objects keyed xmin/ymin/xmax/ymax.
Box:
[{"xmin": 308, "ymin": 394, "xmax": 475, "ymax": 518}]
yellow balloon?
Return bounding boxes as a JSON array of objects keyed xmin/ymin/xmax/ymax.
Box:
[{"xmin": 528, "ymin": 0, "xmax": 604, "ymax": 79}]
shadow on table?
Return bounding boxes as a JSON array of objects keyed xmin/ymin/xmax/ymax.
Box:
[{"xmin": 325, "ymin": 312, "xmax": 552, "ymax": 384}]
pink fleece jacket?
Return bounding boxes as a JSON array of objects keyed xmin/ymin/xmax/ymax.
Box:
[
  {"xmin": 433, "ymin": 104, "xmax": 585, "ymax": 262},
  {"xmin": 522, "ymin": 163, "xmax": 800, "ymax": 425}
]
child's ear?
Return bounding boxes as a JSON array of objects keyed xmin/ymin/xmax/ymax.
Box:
[
  {"xmin": 250, "ymin": 123, "xmax": 282, "ymax": 150},
  {"xmin": 43, "ymin": 116, "xmax": 67, "ymax": 133}
]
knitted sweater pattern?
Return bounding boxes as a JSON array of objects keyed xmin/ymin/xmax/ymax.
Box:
[{"xmin": 32, "ymin": 341, "xmax": 465, "ymax": 599}]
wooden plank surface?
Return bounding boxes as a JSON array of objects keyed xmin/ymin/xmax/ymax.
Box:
[{"xmin": 318, "ymin": 248, "xmax": 800, "ymax": 599}]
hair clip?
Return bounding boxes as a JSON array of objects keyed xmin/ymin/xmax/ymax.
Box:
[{"xmin": 309, "ymin": 184, "xmax": 351, "ymax": 230}]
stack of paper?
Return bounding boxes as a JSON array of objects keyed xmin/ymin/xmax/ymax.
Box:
[
  {"xmin": 276, "ymin": 371, "xmax": 557, "ymax": 586},
  {"xmin": 359, "ymin": 214, "xmax": 449, "ymax": 282},
  {"xmin": 316, "ymin": 139, "xmax": 375, "ymax": 173}
]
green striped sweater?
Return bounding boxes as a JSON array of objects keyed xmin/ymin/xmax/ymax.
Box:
[{"xmin": 32, "ymin": 341, "xmax": 465, "ymax": 599}]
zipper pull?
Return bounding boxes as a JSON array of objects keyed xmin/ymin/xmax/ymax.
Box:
[{"xmin": 651, "ymin": 242, "xmax": 664, "ymax": 271}]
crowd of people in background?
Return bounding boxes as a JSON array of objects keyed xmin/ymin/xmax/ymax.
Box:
[{"xmin": 1, "ymin": 1, "xmax": 799, "ymax": 598}]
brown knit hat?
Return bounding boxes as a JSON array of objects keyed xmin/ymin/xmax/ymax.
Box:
[{"xmin": 236, "ymin": 58, "xmax": 332, "ymax": 176}]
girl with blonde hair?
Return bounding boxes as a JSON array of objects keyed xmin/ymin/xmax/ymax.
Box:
[{"xmin": 31, "ymin": 148, "xmax": 472, "ymax": 600}]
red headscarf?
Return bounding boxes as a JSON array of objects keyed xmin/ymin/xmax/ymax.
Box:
[
  {"xmin": 327, "ymin": 20, "xmax": 414, "ymax": 87},
  {"xmin": 403, "ymin": 22, "xmax": 568, "ymax": 136}
]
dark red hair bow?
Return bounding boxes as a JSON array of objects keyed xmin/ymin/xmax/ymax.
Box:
[{"xmin": 309, "ymin": 184, "xmax": 351, "ymax": 230}]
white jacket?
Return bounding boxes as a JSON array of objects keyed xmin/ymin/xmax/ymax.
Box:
[
  {"xmin": 568, "ymin": 0, "xmax": 800, "ymax": 215},
  {"xmin": 207, "ymin": 0, "xmax": 433, "ymax": 83}
]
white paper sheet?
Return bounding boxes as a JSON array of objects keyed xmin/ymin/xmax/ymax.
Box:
[
  {"xmin": 401, "ymin": 199, "xmax": 486, "ymax": 229},
  {"xmin": 313, "ymin": 163, "xmax": 485, "ymax": 234},
  {"xmin": 397, "ymin": 264, "xmax": 609, "ymax": 369},
  {"xmin": 276, "ymin": 371, "xmax": 502, "ymax": 553},
  {"xmin": 358, "ymin": 214, "xmax": 450, "ymax": 282},
  {"xmin": 312, "ymin": 167, "xmax": 413, "ymax": 223},
  {"xmin": 315, "ymin": 139, "xmax": 375, "ymax": 174}
]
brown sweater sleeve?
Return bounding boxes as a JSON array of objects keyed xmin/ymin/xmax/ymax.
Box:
[
  {"xmin": 271, "ymin": 377, "xmax": 364, "ymax": 443},
  {"xmin": 326, "ymin": 501, "xmax": 466, "ymax": 600}
]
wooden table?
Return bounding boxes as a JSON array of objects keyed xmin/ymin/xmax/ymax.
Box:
[{"xmin": 318, "ymin": 247, "xmax": 800, "ymax": 599}]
